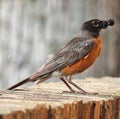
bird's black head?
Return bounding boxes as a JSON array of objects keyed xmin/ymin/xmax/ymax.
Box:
[{"xmin": 81, "ymin": 19, "xmax": 114, "ymax": 37}]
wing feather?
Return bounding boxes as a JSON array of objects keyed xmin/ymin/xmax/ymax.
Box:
[{"xmin": 30, "ymin": 37, "xmax": 94, "ymax": 79}]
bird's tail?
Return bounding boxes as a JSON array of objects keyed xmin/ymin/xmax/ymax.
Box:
[
  {"xmin": 7, "ymin": 73, "xmax": 51, "ymax": 90},
  {"xmin": 7, "ymin": 77, "xmax": 30, "ymax": 90}
]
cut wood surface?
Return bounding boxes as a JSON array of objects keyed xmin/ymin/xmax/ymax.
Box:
[{"xmin": 0, "ymin": 77, "xmax": 120, "ymax": 119}]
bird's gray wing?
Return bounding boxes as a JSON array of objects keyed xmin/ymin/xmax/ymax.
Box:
[{"xmin": 30, "ymin": 37, "xmax": 94, "ymax": 80}]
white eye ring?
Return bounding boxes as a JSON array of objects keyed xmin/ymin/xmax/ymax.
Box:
[{"xmin": 92, "ymin": 21, "xmax": 99, "ymax": 27}]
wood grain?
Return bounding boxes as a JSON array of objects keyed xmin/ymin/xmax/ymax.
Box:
[{"xmin": 0, "ymin": 77, "xmax": 120, "ymax": 119}]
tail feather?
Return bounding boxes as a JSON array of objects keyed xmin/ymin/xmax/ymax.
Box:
[
  {"xmin": 7, "ymin": 72, "xmax": 52, "ymax": 90},
  {"xmin": 7, "ymin": 78, "xmax": 30, "ymax": 90}
]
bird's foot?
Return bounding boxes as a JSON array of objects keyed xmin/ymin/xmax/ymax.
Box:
[
  {"xmin": 62, "ymin": 90, "xmax": 78, "ymax": 94},
  {"xmin": 62, "ymin": 90, "xmax": 98, "ymax": 95},
  {"xmin": 62, "ymin": 90, "xmax": 86, "ymax": 94},
  {"xmin": 85, "ymin": 92, "xmax": 98, "ymax": 95}
]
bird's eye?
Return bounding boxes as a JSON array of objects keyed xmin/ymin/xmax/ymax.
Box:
[{"xmin": 92, "ymin": 21, "xmax": 99, "ymax": 27}]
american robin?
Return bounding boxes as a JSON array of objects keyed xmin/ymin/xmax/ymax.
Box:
[{"xmin": 7, "ymin": 19, "xmax": 114, "ymax": 94}]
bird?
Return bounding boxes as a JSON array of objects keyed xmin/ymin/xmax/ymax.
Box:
[{"xmin": 7, "ymin": 19, "xmax": 114, "ymax": 94}]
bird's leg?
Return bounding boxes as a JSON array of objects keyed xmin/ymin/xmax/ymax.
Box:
[
  {"xmin": 59, "ymin": 77, "xmax": 75, "ymax": 93},
  {"xmin": 66, "ymin": 75, "xmax": 87, "ymax": 94}
]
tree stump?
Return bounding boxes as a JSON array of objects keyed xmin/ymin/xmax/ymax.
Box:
[{"xmin": 0, "ymin": 77, "xmax": 120, "ymax": 119}]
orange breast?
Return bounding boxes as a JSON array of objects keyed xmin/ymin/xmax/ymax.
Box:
[{"xmin": 61, "ymin": 37, "xmax": 102, "ymax": 76}]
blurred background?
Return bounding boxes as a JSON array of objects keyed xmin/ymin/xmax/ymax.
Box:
[{"xmin": 0, "ymin": 0, "xmax": 120, "ymax": 89}]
